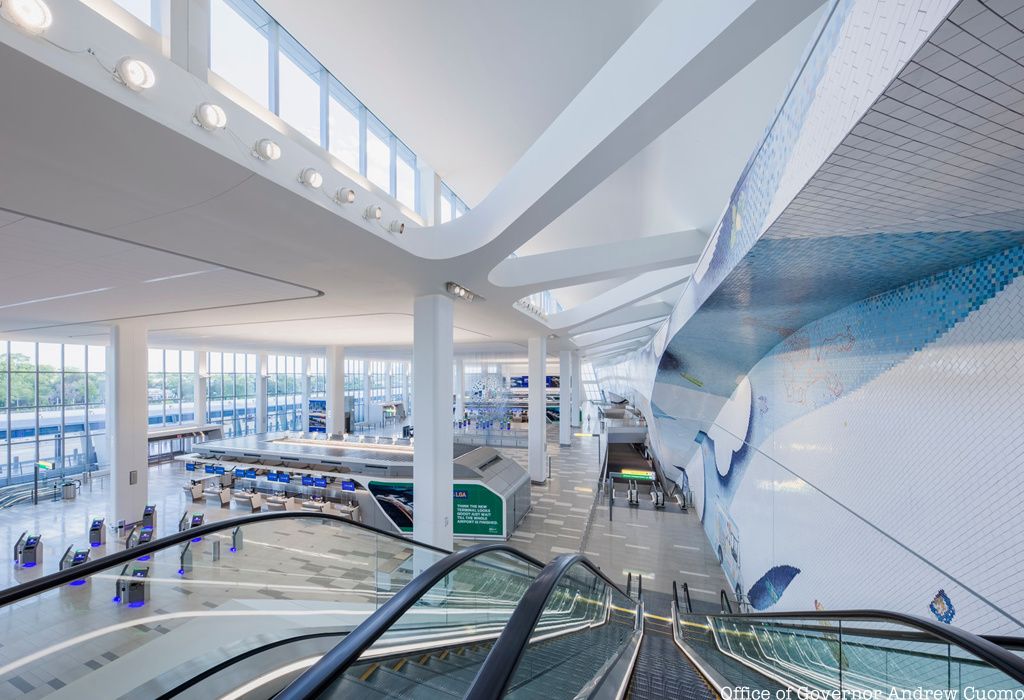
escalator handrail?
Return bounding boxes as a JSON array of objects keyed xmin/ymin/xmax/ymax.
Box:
[
  {"xmin": 465, "ymin": 552, "xmax": 637, "ymax": 699},
  {"xmin": 276, "ymin": 542, "xmax": 545, "ymax": 700},
  {"xmin": 0, "ymin": 509, "xmax": 449, "ymax": 608},
  {"xmin": 683, "ymin": 609, "xmax": 1024, "ymax": 684}
]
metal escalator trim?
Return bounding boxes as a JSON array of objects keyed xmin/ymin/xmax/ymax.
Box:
[
  {"xmin": 0, "ymin": 509, "xmax": 450, "ymax": 608},
  {"xmin": 276, "ymin": 542, "xmax": 544, "ymax": 700},
  {"xmin": 465, "ymin": 553, "xmax": 638, "ymax": 699}
]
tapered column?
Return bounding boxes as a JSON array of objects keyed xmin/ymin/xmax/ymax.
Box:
[
  {"xmin": 528, "ymin": 336, "xmax": 547, "ymax": 483},
  {"xmin": 194, "ymin": 350, "xmax": 208, "ymax": 427},
  {"xmin": 413, "ymin": 294, "xmax": 455, "ymax": 550},
  {"xmin": 325, "ymin": 346, "xmax": 346, "ymax": 435},
  {"xmin": 559, "ymin": 350, "xmax": 572, "ymax": 446},
  {"xmin": 454, "ymin": 358, "xmax": 465, "ymax": 419},
  {"xmin": 256, "ymin": 353, "xmax": 268, "ymax": 433},
  {"xmin": 108, "ymin": 321, "xmax": 149, "ymax": 525},
  {"xmin": 571, "ymin": 351, "xmax": 583, "ymax": 427}
]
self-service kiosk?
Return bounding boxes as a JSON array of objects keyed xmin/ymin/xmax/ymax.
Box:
[
  {"xmin": 115, "ymin": 565, "xmax": 149, "ymax": 606},
  {"xmin": 14, "ymin": 532, "xmax": 42, "ymax": 568},
  {"xmin": 88, "ymin": 518, "xmax": 106, "ymax": 547},
  {"xmin": 141, "ymin": 505, "xmax": 157, "ymax": 531},
  {"xmin": 189, "ymin": 513, "xmax": 205, "ymax": 529},
  {"xmin": 59, "ymin": 546, "xmax": 90, "ymax": 571},
  {"xmin": 137, "ymin": 527, "xmax": 154, "ymax": 546}
]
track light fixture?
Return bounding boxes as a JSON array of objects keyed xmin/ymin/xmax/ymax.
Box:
[
  {"xmin": 194, "ymin": 102, "xmax": 227, "ymax": 130},
  {"xmin": 0, "ymin": 0, "xmax": 53, "ymax": 34},
  {"xmin": 446, "ymin": 282, "xmax": 477, "ymax": 302},
  {"xmin": 114, "ymin": 57, "xmax": 155, "ymax": 91},
  {"xmin": 253, "ymin": 138, "xmax": 281, "ymax": 161},
  {"xmin": 364, "ymin": 205, "xmax": 382, "ymax": 221},
  {"xmin": 335, "ymin": 188, "xmax": 356, "ymax": 205},
  {"xmin": 299, "ymin": 167, "xmax": 323, "ymax": 189},
  {"xmin": 389, "ymin": 220, "xmax": 405, "ymax": 235}
]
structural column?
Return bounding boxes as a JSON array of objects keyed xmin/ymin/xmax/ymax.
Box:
[
  {"xmin": 300, "ymin": 356, "xmax": 311, "ymax": 433},
  {"xmin": 325, "ymin": 345, "xmax": 346, "ymax": 435},
  {"xmin": 413, "ymin": 294, "xmax": 455, "ymax": 550},
  {"xmin": 256, "ymin": 353, "xmax": 268, "ymax": 433},
  {"xmin": 571, "ymin": 351, "xmax": 583, "ymax": 428},
  {"xmin": 528, "ymin": 336, "xmax": 547, "ymax": 483},
  {"xmin": 559, "ymin": 350, "xmax": 572, "ymax": 446},
  {"xmin": 193, "ymin": 350, "xmax": 208, "ymax": 427},
  {"xmin": 454, "ymin": 357, "xmax": 465, "ymax": 420},
  {"xmin": 108, "ymin": 321, "xmax": 149, "ymax": 526}
]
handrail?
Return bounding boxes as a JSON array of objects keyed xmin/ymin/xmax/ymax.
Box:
[
  {"xmin": 720, "ymin": 589, "xmax": 733, "ymax": 614},
  {"xmin": 0, "ymin": 509, "xmax": 448, "ymax": 608},
  {"xmin": 465, "ymin": 553, "xmax": 637, "ymax": 699},
  {"xmin": 681, "ymin": 581, "xmax": 693, "ymax": 614},
  {"xmin": 681, "ymin": 609, "xmax": 1024, "ymax": 685},
  {"xmin": 276, "ymin": 542, "xmax": 545, "ymax": 700}
]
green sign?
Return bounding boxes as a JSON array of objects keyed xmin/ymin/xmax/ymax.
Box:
[{"xmin": 453, "ymin": 483, "xmax": 504, "ymax": 537}]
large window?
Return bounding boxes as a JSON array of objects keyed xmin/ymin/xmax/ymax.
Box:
[
  {"xmin": 439, "ymin": 181, "xmax": 468, "ymax": 224},
  {"xmin": 390, "ymin": 361, "xmax": 408, "ymax": 402},
  {"xmin": 209, "ymin": 0, "xmax": 271, "ymax": 109},
  {"xmin": 278, "ymin": 34, "xmax": 323, "ymax": 145},
  {"xmin": 329, "ymin": 83, "xmax": 362, "ymax": 173},
  {"xmin": 396, "ymin": 145, "xmax": 417, "ymax": 211},
  {"xmin": 267, "ymin": 354, "xmax": 302, "ymax": 432},
  {"xmin": 309, "ymin": 357, "xmax": 326, "ymax": 399},
  {"xmin": 345, "ymin": 358, "xmax": 365, "ymax": 425},
  {"xmin": 208, "ymin": 352, "xmax": 257, "ymax": 437},
  {"xmin": 112, "ymin": 0, "xmax": 162, "ymax": 31},
  {"xmin": 148, "ymin": 349, "xmax": 195, "ymax": 427},
  {"xmin": 0, "ymin": 341, "xmax": 107, "ymax": 484},
  {"xmin": 366, "ymin": 116, "xmax": 391, "ymax": 193}
]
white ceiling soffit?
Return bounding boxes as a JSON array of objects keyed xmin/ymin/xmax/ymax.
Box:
[
  {"xmin": 0, "ymin": 210, "xmax": 319, "ymax": 334},
  {"xmin": 571, "ymin": 318, "xmax": 664, "ymax": 348},
  {"xmin": 568, "ymin": 301, "xmax": 672, "ymax": 335},
  {"xmin": 258, "ymin": 0, "xmax": 661, "ymax": 206},
  {"xmin": 489, "ymin": 229, "xmax": 706, "ymax": 294}
]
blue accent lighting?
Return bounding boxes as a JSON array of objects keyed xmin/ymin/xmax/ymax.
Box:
[{"xmin": 69, "ymin": 579, "xmax": 86, "ymax": 586}]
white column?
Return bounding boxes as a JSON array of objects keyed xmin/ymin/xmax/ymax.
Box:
[
  {"xmin": 571, "ymin": 351, "xmax": 583, "ymax": 427},
  {"xmin": 325, "ymin": 346, "xmax": 346, "ymax": 435},
  {"xmin": 454, "ymin": 357, "xmax": 465, "ymax": 419},
  {"xmin": 402, "ymin": 360, "xmax": 410, "ymax": 412},
  {"xmin": 363, "ymin": 363, "xmax": 371, "ymax": 423},
  {"xmin": 108, "ymin": 321, "xmax": 149, "ymax": 526},
  {"xmin": 300, "ymin": 356, "xmax": 311, "ymax": 433},
  {"xmin": 413, "ymin": 294, "xmax": 454, "ymax": 550},
  {"xmin": 559, "ymin": 350, "xmax": 572, "ymax": 446},
  {"xmin": 256, "ymin": 353, "xmax": 268, "ymax": 433},
  {"xmin": 193, "ymin": 350, "xmax": 208, "ymax": 427},
  {"xmin": 167, "ymin": 0, "xmax": 211, "ymax": 80},
  {"xmin": 528, "ymin": 336, "xmax": 547, "ymax": 483}
]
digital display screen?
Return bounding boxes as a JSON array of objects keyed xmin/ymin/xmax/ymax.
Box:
[
  {"xmin": 72, "ymin": 551, "xmax": 88, "ymax": 563},
  {"xmin": 313, "ymin": 478, "xmax": 328, "ymax": 488},
  {"xmin": 214, "ymin": 466, "xmax": 225, "ymax": 475},
  {"xmin": 341, "ymin": 481, "xmax": 356, "ymax": 492},
  {"xmin": 204, "ymin": 466, "xmax": 215, "ymax": 474},
  {"xmin": 302, "ymin": 476, "xmax": 314, "ymax": 486},
  {"xmin": 138, "ymin": 531, "xmax": 152, "ymax": 542},
  {"xmin": 246, "ymin": 469, "xmax": 257, "ymax": 478},
  {"xmin": 25, "ymin": 537, "xmax": 38, "ymax": 547},
  {"xmin": 185, "ymin": 463, "xmax": 196, "ymax": 471},
  {"xmin": 511, "ymin": 376, "xmax": 527, "ymax": 388},
  {"xmin": 190, "ymin": 515, "xmax": 204, "ymax": 526},
  {"xmin": 546, "ymin": 375, "xmax": 560, "ymax": 388},
  {"xmin": 267, "ymin": 472, "xmax": 279, "ymax": 482},
  {"xmin": 132, "ymin": 569, "xmax": 147, "ymax": 578},
  {"xmin": 91, "ymin": 519, "xmax": 103, "ymax": 528},
  {"xmin": 278, "ymin": 474, "xmax": 291, "ymax": 484}
]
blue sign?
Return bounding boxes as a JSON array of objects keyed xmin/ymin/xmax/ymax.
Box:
[
  {"xmin": 214, "ymin": 466, "xmax": 225, "ymax": 476},
  {"xmin": 341, "ymin": 480, "xmax": 356, "ymax": 492},
  {"xmin": 185, "ymin": 463, "xmax": 195, "ymax": 471},
  {"xmin": 267, "ymin": 472, "xmax": 279, "ymax": 482},
  {"xmin": 279, "ymin": 474, "xmax": 291, "ymax": 484},
  {"xmin": 302, "ymin": 476, "xmax": 314, "ymax": 486},
  {"xmin": 246, "ymin": 468, "xmax": 257, "ymax": 479},
  {"xmin": 204, "ymin": 466, "xmax": 215, "ymax": 474},
  {"xmin": 313, "ymin": 478, "xmax": 327, "ymax": 488}
]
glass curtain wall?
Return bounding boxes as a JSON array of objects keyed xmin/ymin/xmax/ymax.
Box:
[
  {"xmin": 345, "ymin": 358, "xmax": 365, "ymax": 425},
  {"xmin": 208, "ymin": 0, "xmax": 425, "ymax": 212},
  {"xmin": 267, "ymin": 354, "xmax": 302, "ymax": 431},
  {"xmin": 147, "ymin": 349, "xmax": 196, "ymax": 427},
  {"xmin": 389, "ymin": 362, "xmax": 408, "ymax": 402},
  {"xmin": 438, "ymin": 182, "xmax": 468, "ymax": 223},
  {"xmin": 0, "ymin": 341, "xmax": 108, "ymax": 483},
  {"xmin": 309, "ymin": 357, "xmax": 326, "ymax": 399},
  {"xmin": 207, "ymin": 352, "xmax": 257, "ymax": 437}
]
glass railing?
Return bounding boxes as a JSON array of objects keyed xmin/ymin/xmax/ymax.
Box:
[
  {"xmin": 0, "ymin": 511, "xmax": 447, "ymax": 699},
  {"xmin": 278, "ymin": 544, "xmax": 545, "ymax": 698},
  {"xmin": 466, "ymin": 554, "xmax": 642, "ymax": 699},
  {"xmin": 672, "ymin": 604, "xmax": 1024, "ymax": 695}
]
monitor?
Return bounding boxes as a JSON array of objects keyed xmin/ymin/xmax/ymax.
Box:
[
  {"xmin": 341, "ymin": 480, "xmax": 356, "ymax": 492},
  {"xmin": 204, "ymin": 466, "xmax": 215, "ymax": 474},
  {"xmin": 301, "ymin": 476, "xmax": 314, "ymax": 486},
  {"xmin": 278, "ymin": 474, "xmax": 291, "ymax": 484},
  {"xmin": 214, "ymin": 466, "xmax": 225, "ymax": 475},
  {"xmin": 267, "ymin": 472, "xmax": 279, "ymax": 482},
  {"xmin": 313, "ymin": 478, "xmax": 327, "ymax": 488},
  {"xmin": 185, "ymin": 463, "xmax": 196, "ymax": 471}
]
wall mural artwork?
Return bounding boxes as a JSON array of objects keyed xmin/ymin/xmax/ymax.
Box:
[
  {"xmin": 930, "ymin": 589, "xmax": 956, "ymax": 625},
  {"xmin": 747, "ymin": 566, "xmax": 801, "ymax": 611}
]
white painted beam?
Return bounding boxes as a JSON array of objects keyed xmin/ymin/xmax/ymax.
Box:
[
  {"xmin": 489, "ymin": 230, "xmax": 705, "ymax": 293},
  {"xmin": 572, "ymin": 319, "xmax": 663, "ymax": 348},
  {"xmin": 567, "ymin": 302, "xmax": 672, "ymax": 334}
]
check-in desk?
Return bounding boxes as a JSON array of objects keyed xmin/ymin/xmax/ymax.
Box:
[
  {"xmin": 233, "ymin": 491, "xmax": 263, "ymax": 512},
  {"xmin": 265, "ymin": 495, "xmax": 297, "ymax": 512},
  {"xmin": 204, "ymin": 484, "xmax": 232, "ymax": 506},
  {"xmin": 301, "ymin": 499, "xmax": 327, "ymax": 513},
  {"xmin": 333, "ymin": 501, "xmax": 361, "ymax": 522},
  {"xmin": 183, "ymin": 481, "xmax": 204, "ymax": 501}
]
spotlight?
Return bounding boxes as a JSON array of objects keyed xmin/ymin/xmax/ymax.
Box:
[
  {"xmin": 389, "ymin": 220, "xmax": 405, "ymax": 234},
  {"xmin": 0, "ymin": 0, "xmax": 52, "ymax": 34},
  {"xmin": 364, "ymin": 205, "xmax": 382, "ymax": 221},
  {"xmin": 194, "ymin": 102, "xmax": 227, "ymax": 130},
  {"xmin": 299, "ymin": 167, "xmax": 323, "ymax": 189},
  {"xmin": 114, "ymin": 57, "xmax": 155, "ymax": 91},
  {"xmin": 335, "ymin": 188, "xmax": 356, "ymax": 205},
  {"xmin": 253, "ymin": 138, "xmax": 281, "ymax": 161},
  {"xmin": 445, "ymin": 282, "xmax": 477, "ymax": 302}
]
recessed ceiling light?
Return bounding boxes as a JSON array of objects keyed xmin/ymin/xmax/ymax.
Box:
[
  {"xmin": 299, "ymin": 167, "xmax": 323, "ymax": 188},
  {"xmin": 114, "ymin": 57, "xmax": 155, "ymax": 91},
  {"xmin": 445, "ymin": 281, "xmax": 477, "ymax": 302},
  {"xmin": 0, "ymin": 0, "xmax": 53, "ymax": 34},
  {"xmin": 364, "ymin": 205, "xmax": 382, "ymax": 221},
  {"xmin": 194, "ymin": 102, "xmax": 227, "ymax": 130},
  {"xmin": 389, "ymin": 220, "xmax": 405, "ymax": 235},
  {"xmin": 335, "ymin": 188, "xmax": 356, "ymax": 205},
  {"xmin": 253, "ymin": 138, "xmax": 281, "ymax": 161}
]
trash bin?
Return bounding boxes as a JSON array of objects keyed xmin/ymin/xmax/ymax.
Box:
[{"xmin": 62, "ymin": 482, "xmax": 77, "ymax": 500}]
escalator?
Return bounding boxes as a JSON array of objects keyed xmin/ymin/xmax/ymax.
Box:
[{"xmin": 2, "ymin": 515, "xmax": 1024, "ymax": 699}]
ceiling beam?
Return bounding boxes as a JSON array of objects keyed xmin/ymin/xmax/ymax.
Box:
[
  {"xmin": 489, "ymin": 229, "xmax": 705, "ymax": 293},
  {"xmin": 567, "ymin": 301, "xmax": 672, "ymax": 334},
  {"xmin": 574, "ymin": 321, "xmax": 660, "ymax": 349},
  {"xmin": 546, "ymin": 265, "xmax": 692, "ymax": 331}
]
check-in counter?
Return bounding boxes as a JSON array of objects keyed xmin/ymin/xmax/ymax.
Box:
[
  {"xmin": 204, "ymin": 485, "xmax": 232, "ymax": 506},
  {"xmin": 301, "ymin": 499, "xmax": 327, "ymax": 513},
  {"xmin": 183, "ymin": 481, "xmax": 204, "ymax": 501},
  {"xmin": 233, "ymin": 491, "xmax": 263, "ymax": 512},
  {"xmin": 333, "ymin": 501, "xmax": 361, "ymax": 522},
  {"xmin": 265, "ymin": 495, "xmax": 297, "ymax": 512}
]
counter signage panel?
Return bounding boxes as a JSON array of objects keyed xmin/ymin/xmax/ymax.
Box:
[{"xmin": 267, "ymin": 473, "xmax": 279, "ymax": 482}]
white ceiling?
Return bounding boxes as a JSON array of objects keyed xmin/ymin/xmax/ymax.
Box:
[{"xmin": 259, "ymin": 0, "xmax": 661, "ymax": 206}]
